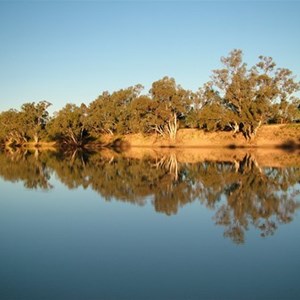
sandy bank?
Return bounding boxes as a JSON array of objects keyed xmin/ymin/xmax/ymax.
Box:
[{"xmin": 115, "ymin": 124, "xmax": 300, "ymax": 148}]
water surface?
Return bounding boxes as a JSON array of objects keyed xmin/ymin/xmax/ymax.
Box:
[{"xmin": 0, "ymin": 148, "xmax": 299, "ymax": 299}]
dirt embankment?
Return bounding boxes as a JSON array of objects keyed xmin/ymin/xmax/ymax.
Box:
[
  {"xmin": 98, "ymin": 124, "xmax": 300, "ymax": 168},
  {"xmin": 4, "ymin": 125, "xmax": 298, "ymax": 165},
  {"xmin": 100, "ymin": 124, "xmax": 300, "ymax": 149}
]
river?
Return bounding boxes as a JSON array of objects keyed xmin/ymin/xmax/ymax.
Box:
[{"xmin": 0, "ymin": 148, "xmax": 299, "ymax": 299}]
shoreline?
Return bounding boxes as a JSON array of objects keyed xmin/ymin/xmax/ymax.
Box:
[
  {"xmin": 2, "ymin": 142, "xmax": 300, "ymax": 168},
  {"xmin": 99, "ymin": 124, "xmax": 300, "ymax": 149},
  {"xmin": 1, "ymin": 124, "xmax": 299, "ymax": 151}
]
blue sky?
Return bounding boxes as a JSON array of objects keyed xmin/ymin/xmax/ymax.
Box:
[{"xmin": 0, "ymin": 1, "xmax": 299, "ymax": 114}]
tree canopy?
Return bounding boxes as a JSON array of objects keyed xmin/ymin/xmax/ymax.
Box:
[
  {"xmin": 201, "ymin": 49, "xmax": 300, "ymax": 138},
  {"xmin": 0, "ymin": 101, "xmax": 51, "ymax": 146}
]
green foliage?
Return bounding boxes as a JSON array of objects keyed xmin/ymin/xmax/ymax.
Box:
[
  {"xmin": 86, "ymin": 85, "xmax": 143, "ymax": 136},
  {"xmin": 47, "ymin": 103, "xmax": 89, "ymax": 146},
  {"xmin": 86, "ymin": 77, "xmax": 193, "ymax": 139},
  {"xmin": 147, "ymin": 76, "xmax": 192, "ymax": 139},
  {"xmin": 202, "ymin": 49, "xmax": 300, "ymax": 138},
  {"xmin": 0, "ymin": 109, "xmax": 25, "ymax": 145},
  {"xmin": 20, "ymin": 101, "xmax": 52, "ymax": 142},
  {"xmin": 127, "ymin": 95, "xmax": 155, "ymax": 133},
  {"xmin": 269, "ymin": 98, "xmax": 300, "ymax": 123},
  {"xmin": 0, "ymin": 101, "xmax": 51, "ymax": 145}
]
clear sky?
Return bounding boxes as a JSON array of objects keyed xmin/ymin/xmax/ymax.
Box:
[{"xmin": 0, "ymin": 1, "xmax": 299, "ymax": 114}]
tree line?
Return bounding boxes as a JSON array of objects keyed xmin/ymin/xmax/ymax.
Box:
[{"xmin": 1, "ymin": 49, "xmax": 299, "ymax": 147}]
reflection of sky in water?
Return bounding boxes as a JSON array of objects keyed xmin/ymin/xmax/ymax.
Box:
[{"xmin": 0, "ymin": 160, "xmax": 300, "ymax": 299}]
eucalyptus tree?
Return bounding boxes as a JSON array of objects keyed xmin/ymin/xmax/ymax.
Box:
[
  {"xmin": 193, "ymin": 84, "xmax": 238, "ymax": 132},
  {"xmin": 148, "ymin": 76, "xmax": 192, "ymax": 139},
  {"xmin": 0, "ymin": 109, "xmax": 31, "ymax": 145},
  {"xmin": 47, "ymin": 103, "xmax": 89, "ymax": 147},
  {"xmin": 86, "ymin": 85, "xmax": 143, "ymax": 136},
  {"xmin": 126, "ymin": 95, "xmax": 154, "ymax": 133},
  {"xmin": 270, "ymin": 97, "xmax": 300, "ymax": 124},
  {"xmin": 20, "ymin": 101, "xmax": 51, "ymax": 143},
  {"xmin": 205, "ymin": 49, "xmax": 300, "ymax": 139},
  {"xmin": 0, "ymin": 101, "xmax": 51, "ymax": 145}
]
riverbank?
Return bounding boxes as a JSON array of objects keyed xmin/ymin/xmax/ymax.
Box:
[
  {"xmin": 99, "ymin": 124, "xmax": 300, "ymax": 149},
  {"xmin": 1, "ymin": 124, "xmax": 299, "ymax": 151}
]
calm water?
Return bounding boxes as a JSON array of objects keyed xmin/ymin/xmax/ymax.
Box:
[{"xmin": 0, "ymin": 148, "xmax": 299, "ymax": 300}]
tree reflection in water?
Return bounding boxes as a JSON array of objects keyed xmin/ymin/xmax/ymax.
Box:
[
  {"xmin": 0, "ymin": 148, "xmax": 53, "ymax": 190},
  {"xmin": 0, "ymin": 148, "xmax": 299, "ymax": 244}
]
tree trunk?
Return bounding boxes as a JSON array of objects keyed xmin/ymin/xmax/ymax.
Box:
[
  {"xmin": 251, "ymin": 120, "xmax": 261, "ymax": 137},
  {"xmin": 165, "ymin": 113, "xmax": 178, "ymax": 140},
  {"xmin": 34, "ymin": 133, "xmax": 39, "ymax": 144}
]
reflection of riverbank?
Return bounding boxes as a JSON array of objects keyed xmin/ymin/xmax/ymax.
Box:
[
  {"xmin": 3, "ymin": 143, "xmax": 300, "ymax": 168},
  {"xmin": 99, "ymin": 147, "xmax": 300, "ymax": 168},
  {"xmin": 3, "ymin": 142, "xmax": 57, "ymax": 152},
  {"xmin": 0, "ymin": 148, "xmax": 299, "ymax": 245}
]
